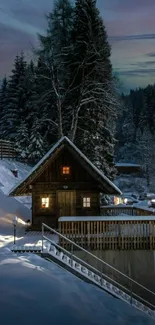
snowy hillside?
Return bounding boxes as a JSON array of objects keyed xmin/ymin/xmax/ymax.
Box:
[
  {"xmin": 0, "ymin": 159, "xmax": 32, "ymax": 208},
  {"xmin": 0, "ymin": 250, "xmax": 154, "ymax": 325},
  {"xmin": 115, "ymin": 175, "xmax": 147, "ymax": 195}
]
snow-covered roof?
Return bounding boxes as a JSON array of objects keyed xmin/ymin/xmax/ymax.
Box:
[
  {"xmin": 115, "ymin": 163, "xmax": 141, "ymax": 167},
  {"xmin": 9, "ymin": 136, "xmax": 121, "ymax": 196},
  {"xmin": 59, "ymin": 215, "xmax": 155, "ymax": 222}
]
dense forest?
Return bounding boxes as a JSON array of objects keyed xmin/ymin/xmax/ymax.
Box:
[
  {"xmin": 0, "ymin": 0, "xmax": 120, "ymax": 181},
  {"xmin": 0, "ymin": 0, "xmax": 155, "ymax": 191},
  {"xmin": 116, "ymin": 86, "xmax": 155, "ymax": 190}
]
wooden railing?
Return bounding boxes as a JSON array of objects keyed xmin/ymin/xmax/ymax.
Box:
[
  {"xmin": 42, "ymin": 223, "xmax": 155, "ymax": 313},
  {"xmin": 59, "ymin": 216, "xmax": 155, "ymax": 250},
  {"xmin": 0, "ymin": 139, "xmax": 16, "ymax": 159},
  {"xmin": 101, "ymin": 205, "xmax": 155, "ymax": 216}
]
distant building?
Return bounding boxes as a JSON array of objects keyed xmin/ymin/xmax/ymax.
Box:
[
  {"xmin": 115, "ymin": 163, "xmax": 142, "ymax": 176},
  {"xmin": 9, "ymin": 137, "xmax": 121, "ymax": 229}
]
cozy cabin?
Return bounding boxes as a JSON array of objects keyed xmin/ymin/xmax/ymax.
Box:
[{"xmin": 9, "ymin": 136, "xmax": 121, "ymax": 229}]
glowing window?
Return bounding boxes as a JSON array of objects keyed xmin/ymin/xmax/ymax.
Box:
[
  {"xmin": 83, "ymin": 197, "xmax": 91, "ymax": 208},
  {"xmin": 62, "ymin": 166, "xmax": 70, "ymax": 174},
  {"xmin": 41, "ymin": 197, "xmax": 49, "ymax": 208}
]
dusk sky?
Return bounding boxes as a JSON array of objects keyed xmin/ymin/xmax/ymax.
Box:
[{"xmin": 0, "ymin": 0, "xmax": 155, "ymax": 92}]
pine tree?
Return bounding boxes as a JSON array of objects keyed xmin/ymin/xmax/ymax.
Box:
[
  {"xmin": 28, "ymin": 118, "xmax": 46, "ymax": 164},
  {"xmin": 0, "ymin": 76, "xmax": 8, "ymax": 138},
  {"xmin": 24, "ymin": 60, "xmax": 40, "ymax": 130},
  {"xmin": 137, "ymin": 126, "xmax": 155, "ymax": 192},
  {"xmin": 144, "ymin": 85, "xmax": 155, "ymax": 132},
  {"xmin": 4, "ymin": 54, "xmax": 27, "ymax": 140},
  {"xmin": 36, "ymin": 0, "xmax": 74, "ymax": 139},
  {"xmin": 68, "ymin": 0, "xmax": 118, "ymax": 178},
  {"xmin": 15, "ymin": 122, "xmax": 29, "ymax": 160},
  {"xmin": 116, "ymin": 84, "xmax": 155, "ymax": 164}
]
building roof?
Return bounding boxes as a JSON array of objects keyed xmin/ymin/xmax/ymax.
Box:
[
  {"xmin": 59, "ymin": 215, "xmax": 155, "ymax": 222},
  {"xmin": 9, "ymin": 136, "xmax": 121, "ymax": 196},
  {"xmin": 115, "ymin": 163, "xmax": 141, "ymax": 167}
]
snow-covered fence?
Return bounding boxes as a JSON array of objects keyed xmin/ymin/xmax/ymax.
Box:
[
  {"xmin": 58, "ymin": 216, "xmax": 155, "ymax": 250},
  {"xmin": 101, "ymin": 205, "xmax": 155, "ymax": 216},
  {"xmin": 0, "ymin": 139, "xmax": 16, "ymax": 159}
]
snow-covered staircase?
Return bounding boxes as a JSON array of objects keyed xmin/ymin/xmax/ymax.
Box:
[
  {"xmin": 11, "ymin": 245, "xmax": 42, "ymax": 253},
  {"xmin": 11, "ymin": 223, "xmax": 155, "ymax": 319},
  {"xmin": 41, "ymin": 223, "xmax": 155, "ymax": 319},
  {"xmin": 43, "ymin": 241, "xmax": 155, "ymax": 319}
]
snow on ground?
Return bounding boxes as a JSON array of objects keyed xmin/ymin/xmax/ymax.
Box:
[
  {"xmin": 0, "ymin": 187, "xmax": 32, "ymax": 248},
  {"xmin": 0, "ymin": 250, "xmax": 154, "ymax": 325},
  {"xmin": 0, "ymin": 158, "xmax": 32, "ymax": 208},
  {"xmin": 0, "ymin": 159, "xmax": 155, "ymax": 324},
  {"xmin": 0, "ymin": 184, "xmax": 57, "ymax": 249}
]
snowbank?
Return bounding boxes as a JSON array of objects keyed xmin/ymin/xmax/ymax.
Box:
[
  {"xmin": 0, "ymin": 188, "xmax": 32, "ymax": 248},
  {"xmin": 0, "ymin": 159, "xmax": 32, "ymax": 246},
  {"xmin": 0, "ymin": 159, "xmax": 31, "ymax": 193},
  {"xmin": 0, "ymin": 250, "xmax": 154, "ymax": 325},
  {"xmin": 0, "ymin": 158, "xmax": 32, "ymax": 208}
]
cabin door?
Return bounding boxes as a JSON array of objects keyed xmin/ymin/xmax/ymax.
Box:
[{"xmin": 57, "ymin": 191, "xmax": 76, "ymax": 218}]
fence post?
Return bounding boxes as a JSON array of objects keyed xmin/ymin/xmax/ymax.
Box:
[
  {"xmin": 100, "ymin": 262, "xmax": 103, "ymax": 286},
  {"xmin": 70, "ymin": 243, "xmax": 73, "ymax": 267},
  {"xmin": 42, "ymin": 223, "xmax": 44, "ymax": 252},
  {"xmin": 128, "ymin": 261, "xmax": 133, "ymax": 304},
  {"xmin": 149, "ymin": 221, "xmax": 153, "ymax": 250},
  {"xmin": 130, "ymin": 280, "xmax": 133, "ymax": 305}
]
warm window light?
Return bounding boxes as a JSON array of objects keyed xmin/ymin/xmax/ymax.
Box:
[
  {"xmin": 62, "ymin": 166, "xmax": 70, "ymax": 174},
  {"xmin": 41, "ymin": 197, "xmax": 49, "ymax": 208},
  {"xmin": 83, "ymin": 197, "xmax": 91, "ymax": 207}
]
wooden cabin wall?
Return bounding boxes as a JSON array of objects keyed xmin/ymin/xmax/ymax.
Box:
[
  {"xmin": 76, "ymin": 191, "xmax": 100, "ymax": 216},
  {"xmin": 35, "ymin": 148, "xmax": 99, "ymax": 185},
  {"xmin": 32, "ymin": 188, "xmax": 100, "ymax": 226},
  {"xmin": 32, "ymin": 188, "xmax": 57, "ymax": 228}
]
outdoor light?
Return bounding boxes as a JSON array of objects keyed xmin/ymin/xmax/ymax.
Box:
[
  {"xmin": 26, "ymin": 219, "xmax": 31, "ymax": 227},
  {"xmin": 124, "ymin": 198, "xmax": 128, "ymax": 204},
  {"xmin": 13, "ymin": 216, "xmax": 18, "ymax": 245}
]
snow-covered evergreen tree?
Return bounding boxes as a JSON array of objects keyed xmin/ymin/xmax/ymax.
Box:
[
  {"xmin": 15, "ymin": 122, "xmax": 29, "ymax": 160},
  {"xmin": 68, "ymin": 0, "xmax": 118, "ymax": 179},
  {"xmin": 117, "ymin": 84, "xmax": 155, "ymax": 164},
  {"xmin": 36, "ymin": 0, "xmax": 74, "ymax": 140},
  {"xmin": 28, "ymin": 118, "xmax": 46, "ymax": 164},
  {"xmin": 3, "ymin": 54, "xmax": 27, "ymax": 140},
  {"xmin": 0, "ymin": 76, "xmax": 8, "ymax": 138},
  {"xmin": 137, "ymin": 127, "xmax": 155, "ymax": 192},
  {"xmin": 24, "ymin": 60, "xmax": 40, "ymax": 130}
]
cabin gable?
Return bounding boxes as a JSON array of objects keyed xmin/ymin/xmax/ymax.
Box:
[{"xmin": 35, "ymin": 147, "xmax": 99, "ymax": 185}]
